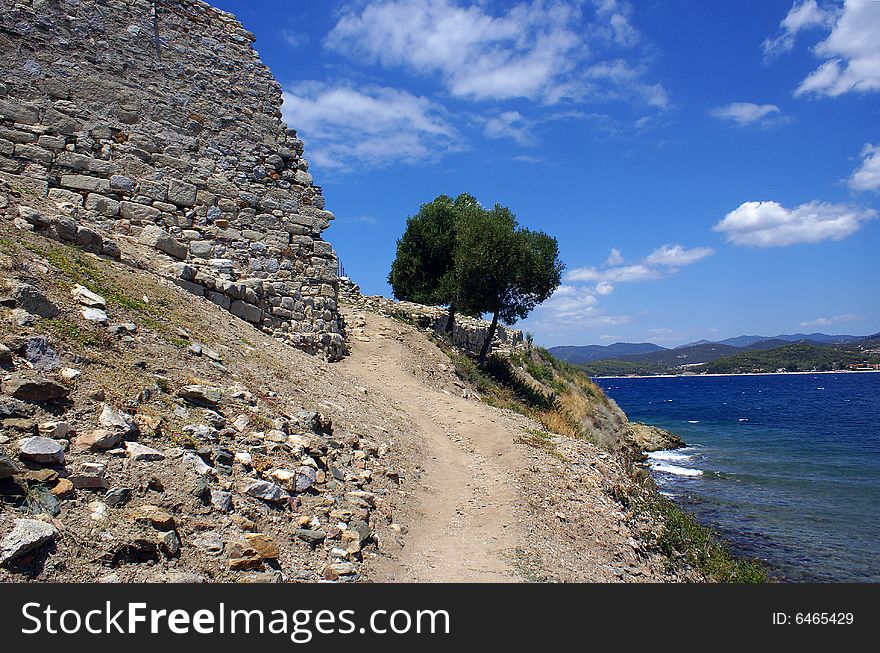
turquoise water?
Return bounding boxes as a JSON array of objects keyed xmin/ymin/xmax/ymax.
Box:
[{"xmin": 596, "ymin": 373, "xmax": 880, "ymax": 582}]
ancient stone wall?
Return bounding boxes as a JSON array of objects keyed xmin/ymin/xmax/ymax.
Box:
[
  {"xmin": 338, "ymin": 278, "xmax": 526, "ymax": 356},
  {"xmin": 0, "ymin": 0, "xmax": 344, "ymax": 359}
]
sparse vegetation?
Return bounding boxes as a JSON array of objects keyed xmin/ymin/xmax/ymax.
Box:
[
  {"xmin": 624, "ymin": 481, "xmax": 768, "ymax": 583},
  {"xmin": 43, "ymin": 318, "xmax": 100, "ymax": 348}
]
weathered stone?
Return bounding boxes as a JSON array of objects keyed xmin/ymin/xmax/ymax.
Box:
[
  {"xmin": 18, "ymin": 437, "xmax": 65, "ymax": 466},
  {"xmin": 4, "ymin": 376, "xmax": 69, "ymax": 403},
  {"xmin": 210, "ymin": 489, "xmax": 233, "ymax": 513},
  {"xmin": 51, "ymin": 477, "xmax": 74, "ymax": 498},
  {"xmin": 76, "ymin": 428, "xmax": 123, "ymax": 452},
  {"xmin": 168, "ymin": 180, "xmax": 197, "ymax": 207},
  {"xmin": 295, "ymin": 466, "xmax": 317, "ymax": 492},
  {"xmin": 69, "ymin": 462, "xmax": 109, "ymax": 490},
  {"xmin": 183, "ymin": 452, "xmax": 216, "ymax": 476},
  {"xmin": 125, "ymin": 441, "xmax": 165, "ymax": 461},
  {"xmin": 48, "ymin": 188, "xmax": 84, "ymax": 206},
  {"xmin": 138, "ymin": 224, "xmax": 188, "ymax": 259},
  {"xmin": 82, "ymin": 307, "xmax": 108, "ymax": 323},
  {"xmin": 0, "ymin": 452, "xmax": 20, "ymax": 479},
  {"xmin": 61, "ymin": 174, "xmax": 110, "ymax": 194},
  {"xmin": 159, "ymin": 530, "xmax": 181, "ymax": 557},
  {"xmin": 38, "ymin": 421, "xmax": 72, "ymax": 439},
  {"xmin": 85, "ymin": 193, "xmax": 120, "ymax": 216},
  {"xmin": 98, "ymin": 404, "xmax": 138, "ymax": 438},
  {"xmin": 177, "ymin": 385, "xmax": 221, "ymax": 407},
  {"xmin": 120, "ymin": 201, "xmax": 160, "ymax": 223},
  {"xmin": 23, "ymin": 337, "xmax": 61, "ymax": 372},
  {"xmin": 71, "ymin": 284, "xmax": 107, "ymax": 309},
  {"xmin": 295, "ymin": 528, "xmax": 326, "ymax": 546},
  {"xmin": 244, "ymin": 533, "xmax": 280, "ymax": 560},
  {"xmin": 230, "ymin": 300, "xmax": 262, "ymax": 324},
  {"xmin": 0, "ymin": 283, "xmax": 59, "ymax": 318},
  {"xmin": 0, "ymin": 398, "xmax": 31, "ymax": 419},
  {"xmin": 0, "ymin": 519, "xmax": 58, "ymax": 566},
  {"xmin": 131, "ymin": 504, "xmax": 176, "ymax": 530},
  {"xmin": 104, "ymin": 487, "xmax": 132, "ymax": 507},
  {"xmin": 244, "ymin": 479, "xmax": 287, "ymax": 504},
  {"xmin": 75, "ymin": 226, "xmax": 104, "ymax": 253},
  {"xmin": 193, "ymin": 532, "xmax": 225, "ymax": 555}
]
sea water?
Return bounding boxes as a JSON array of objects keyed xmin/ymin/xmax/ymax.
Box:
[{"xmin": 596, "ymin": 373, "xmax": 880, "ymax": 582}]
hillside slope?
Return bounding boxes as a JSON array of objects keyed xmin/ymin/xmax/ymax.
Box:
[{"xmin": 1, "ymin": 198, "xmax": 688, "ymax": 582}]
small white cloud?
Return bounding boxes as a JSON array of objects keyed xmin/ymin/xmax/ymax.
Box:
[
  {"xmin": 511, "ymin": 155, "xmax": 545, "ymax": 164},
  {"xmin": 483, "ymin": 111, "xmax": 536, "ymax": 146},
  {"xmin": 799, "ymin": 313, "xmax": 862, "ymax": 327},
  {"xmin": 849, "ymin": 143, "xmax": 880, "ymax": 191},
  {"xmin": 281, "ymin": 82, "xmax": 460, "ymax": 171},
  {"xmin": 281, "ymin": 29, "xmax": 309, "ymax": 49},
  {"xmin": 714, "ymin": 200, "xmax": 877, "ymax": 247},
  {"xmin": 762, "ymin": 0, "xmax": 834, "ymax": 60},
  {"xmin": 567, "ymin": 243, "xmax": 712, "ymax": 283},
  {"xmin": 352, "ymin": 215, "xmax": 378, "ymax": 225},
  {"xmin": 594, "ymin": 281, "xmax": 615, "ymax": 295},
  {"xmin": 604, "ymin": 247, "xmax": 624, "ymax": 266},
  {"xmin": 710, "ymin": 102, "xmax": 782, "ymax": 125},
  {"xmin": 565, "ymin": 263, "xmax": 659, "ymax": 284},
  {"xmin": 794, "ymin": 0, "xmax": 880, "ymax": 97},
  {"xmin": 645, "ymin": 244, "xmax": 714, "ymax": 267}
]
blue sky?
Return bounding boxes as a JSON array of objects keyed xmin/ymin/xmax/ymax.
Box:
[{"xmin": 211, "ymin": 0, "xmax": 879, "ymax": 347}]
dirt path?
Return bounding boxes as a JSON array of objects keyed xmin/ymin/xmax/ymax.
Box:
[{"xmin": 339, "ymin": 310, "xmax": 531, "ymax": 582}]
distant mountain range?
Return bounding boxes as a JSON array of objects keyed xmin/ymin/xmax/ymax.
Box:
[
  {"xmin": 679, "ymin": 333, "xmax": 864, "ymax": 349},
  {"xmin": 550, "ymin": 333, "xmax": 869, "ymax": 366}
]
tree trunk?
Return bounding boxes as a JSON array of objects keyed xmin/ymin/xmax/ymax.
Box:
[
  {"xmin": 478, "ymin": 309, "xmax": 499, "ymax": 365},
  {"xmin": 445, "ymin": 303, "xmax": 455, "ymax": 333}
]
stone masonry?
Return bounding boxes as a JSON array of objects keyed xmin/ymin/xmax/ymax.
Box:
[
  {"xmin": 338, "ymin": 277, "xmax": 526, "ymax": 357},
  {"xmin": 0, "ymin": 0, "xmax": 344, "ymax": 359}
]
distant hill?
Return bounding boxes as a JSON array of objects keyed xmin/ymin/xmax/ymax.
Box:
[
  {"xmin": 554, "ymin": 333, "xmax": 865, "ymax": 365},
  {"xmin": 576, "ymin": 333, "xmax": 880, "ymax": 376},
  {"xmin": 719, "ymin": 333, "xmax": 862, "ymax": 347},
  {"xmin": 548, "ymin": 342, "xmax": 665, "ymax": 364}
]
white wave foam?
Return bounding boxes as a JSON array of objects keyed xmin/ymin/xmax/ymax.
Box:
[
  {"xmin": 652, "ymin": 463, "xmax": 703, "ymax": 477},
  {"xmin": 648, "ymin": 450, "xmax": 694, "ymax": 462},
  {"xmin": 687, "ymin": 420, "xmax": 700, "ymax": 424}
]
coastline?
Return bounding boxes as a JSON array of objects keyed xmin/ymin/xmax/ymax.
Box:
[{"xmin": 594, "ymin": 369, "xmax": 880, "ymax": 380}]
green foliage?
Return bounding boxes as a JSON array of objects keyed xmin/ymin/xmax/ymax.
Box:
[
  {"xmin": 635, "ymin": 493, "xmax": 769, "ymax": 583},
  {"xmin": 702, "ymin": 341, "xmax": 880, "ymax": 374},
  {"xmin": 579, "ymin": 339, "xmax": 880, "ymax": 376},
  {"xmin": 44, "ymin": 318, "xmax": 99, "ymax": 348},
  {"xmin": 389, "ymin": 193, "xmax": 563, "ymax": 361},
  {"xmin": 388, "ymin": 194, "xmax": 474, "ymax": 308},
  {"xmin": 454, "ymin": 205, "xmax": 563, "ymax": 324}
]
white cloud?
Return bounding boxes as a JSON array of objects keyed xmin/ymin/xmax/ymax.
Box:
[
  {"xmin": 762, "ymin": 0, "xmax": 835, "ymax": 59},
  {"xmin": 644, "ymin": 244, "xmax": 715, "ymax": 267},
  {"xmin": 800, "ymin": 313, "xmax": 861, "ymax": 327},
  {"xmin": 522, "ymin": 285, "xmax": 631, "ymax": 332},
  {"xmin": 710, "ymin": 102, "xmax": 782, "ymax": 125},
  {"xmin": 604, "ymin": 247, "xmax": 624, "ymax": 266},
  {"xmin": 530, "ymin": 240, "xmax": 710, "ymax": 333},
  {"xmin": 483, "ymin": 111, "xmax": 536, "ymax": 145},
  {"xmin": 281, "ymin": 82, "xmax": 460, "ymax": 170},
  {"xmin": 849, "ymin": 143, "xmax": 880, "ymax": 191},
  {"xmin": 595, "ymin": 281, "xmax": 615, "ymax": 295},
  {"xmin": 325, "ymin": 0, "xmax": 666, "ymax": 106},
  {"xmin": 713, "ymin": 200, "xmax": 877, "ymax": 247},
  {"xmin": 281, "ymin": 29, "xmax": 309, "ymax": 49},
  {"xmin": 567, "ymin": 244, "xmax": 712, "ymax": 283},
  {"xmin": 794, "ymin": 0, "xmax": 880, "ymax": 97},
  {"xmin": 566, "ymin": 263, "xmax": 659, "ymax": 283}
]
